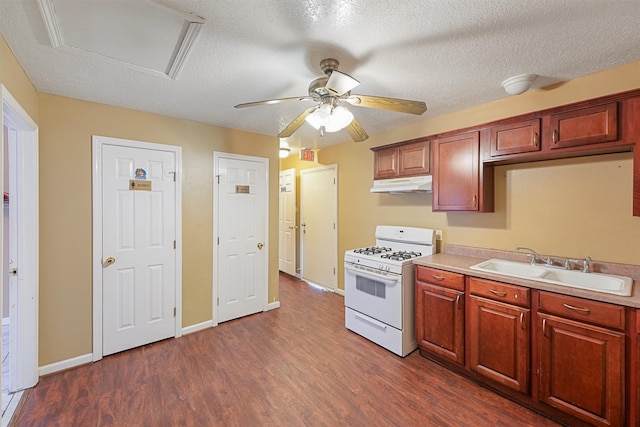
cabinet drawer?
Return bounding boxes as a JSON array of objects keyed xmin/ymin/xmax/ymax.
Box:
[
  {"xmin": 416, "ymin": 266, "xmax": 464, "ymax": 291},
  {"xmin": 538, "ymin": 291, "xmax": 625, "ymax": 330},
  {"xmin": 468, "ymin": 277, "xmax": 530, "ymax": 307}
]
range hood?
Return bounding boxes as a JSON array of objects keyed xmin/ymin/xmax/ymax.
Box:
[{"xmin": 370, "ymin": 175, "xmax": 432, "ymax": 194}]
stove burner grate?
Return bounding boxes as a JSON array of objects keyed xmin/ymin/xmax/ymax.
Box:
[
  {"xmin": 380, "ymin": 251, "xmax": 422, "ymax": 261},
  {"xmin": 353, "ymin": 246, "xmax": 392, "ymax": 255}
]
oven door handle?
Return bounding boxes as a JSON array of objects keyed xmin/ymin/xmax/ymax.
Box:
[{"xmin": 345, "ymin": 265, "xmax": 401, "ymax": 284}]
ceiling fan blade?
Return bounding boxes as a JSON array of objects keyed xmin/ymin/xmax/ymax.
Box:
[
  {"xmin": 345, "ymin": 94, "xmax": 427, "ymax": 115},
  {"xmin": 325, "ymin": 70, "xmax": 360, "ymax": 96},
  {"xmin": 277, "ymin": 106, "xmax": 317, "ymax": 138},
  {"xmin": 234, "ymin": 96, "xmax": 313, "ymax": 108},
  {"xmin": 346, "ymin": 117, "xmax": 369, "ymax": 142}
]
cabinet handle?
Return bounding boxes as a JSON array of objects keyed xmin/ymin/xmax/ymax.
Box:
[
  {"xmin": 473, "ymin": 195, "xmax": 477, "ymax": 207},
  {"xmin": 455, "ymin": 294, "xmax": 461, "ymax": 308},
  {"xmin": 431, "ymin": 275, "xmax": 445, "ymax": 281},
  {"xmin": 488, "ymin": 289, "xmax": 507, "ymax": 297},
  {"xmin": 542, "ymin": 318, "xmax": 547, "ymax": 337},
  {"xmin": 520, "ymin": 312, "xmax": 525, "ymax": 330},
  {"xmin": 533, "ymin": 132, "xmax": 539, "ymax": 148},
  {"xmin": 562, "ymin": 303, "xmax": 590, "ymax": 313},
  {"xmin": 552, "ymin": 129, "xmax": 558, "ymax": 145}
]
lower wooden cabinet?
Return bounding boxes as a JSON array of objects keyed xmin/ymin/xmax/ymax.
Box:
[
  {"xmin": 469, "ymin": 296, "xmax": 530, "ymax": 393},
  {"xmin": 537, "ymin": 291, "xmax": 626, "ymax": 427},
  {"xmin": 416, "ymin": 266, "xmax": 635, "ymax": 426},
  {"xmin": 416, "ymin": 281, "xmax": 464, "ymax": 364}
]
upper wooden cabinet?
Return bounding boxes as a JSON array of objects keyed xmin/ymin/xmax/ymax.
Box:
[
  {"xmin": 372, "ymin": 138, "xmax": 430, "ymax": 180},
  {"xmin": 547, "ymin": 102, "xmax": 618, "ymax": 150},
  {"xmin": 489, "ymin": 118, "xmax": 541, "ymax": 157},
  {"xmin": 432, "ymin": 132, "xmax": 493, "ymax": 212}
]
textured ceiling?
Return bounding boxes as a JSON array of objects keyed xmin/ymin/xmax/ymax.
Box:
[{"xmin": 1, "ymin": 0, "xmax": 639, "ymax": 149}]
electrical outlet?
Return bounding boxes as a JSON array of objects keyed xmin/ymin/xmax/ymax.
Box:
[{"xmin": 435, "ymin": 230, "xmax": 443, "ymax": 241}]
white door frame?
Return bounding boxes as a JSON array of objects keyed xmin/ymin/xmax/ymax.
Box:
[
  {"xmin": 92, "ymin": 135, "xmax": 182, "ymax": 361},
  {"xmin": 1, "ymin": 84, "xmax": 39, "ymax": 391},
  {"xmin": 212, "ymin": 151, "xmax": 269, "ymax": 326},
  {"xmin": 300, "ymin": 164, "xmax": 338, "ymax": 292}
]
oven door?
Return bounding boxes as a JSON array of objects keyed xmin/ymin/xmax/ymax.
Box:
[{"xmin": 344, "ymin": 263, "xmax": 403, "ymax": 329}]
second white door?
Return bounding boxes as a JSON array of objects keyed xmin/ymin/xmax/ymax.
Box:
[
  {"xmin": 300, "ymin": 165, "xmax": 337, "ymax": 292},
  {"xmin": 214, "ymin": 153, "xmax": 268, "ymax": 323},
  {"xmin": 279, "ymin": 168, "xmax": 296, "ymax": 276}
]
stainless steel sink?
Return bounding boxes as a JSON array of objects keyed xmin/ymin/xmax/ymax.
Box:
[{"xmin": 469, "ymin": 259, "xmax": 634, "ymax": 296}]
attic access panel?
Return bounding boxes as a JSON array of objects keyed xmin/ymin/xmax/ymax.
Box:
[{"xmin": 37, "ymin": 0, "xmax": 204, "ymax": 79}]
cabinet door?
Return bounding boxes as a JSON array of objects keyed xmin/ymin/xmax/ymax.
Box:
[
  {"xmin": 399, "ymin": 140, "xmax": 430, "ymax": 176},
  {"xmin": 469, "ymin": 296, "xmax": 530, "ymax": 393},
  {"xmin": 416, "ymin": 282, "xmax": 464, "ymax": 364},
  {"xmin": 373, "ymin": 146, "xmax": 398, "ymax": 179},
  {"xmin": 548, "ymin": 102, "xmax": 618, "ymax": 149},
  {"xmin": 432, "ymin": 132, "xmax": 480, "ymax": 211},
  {"xmin": 490, "ymin": 119, "xmax": 541, "ymax": 157},
  {"xmin": 538, "ymin": 313, "xmax": 624, "ymax": 427}
]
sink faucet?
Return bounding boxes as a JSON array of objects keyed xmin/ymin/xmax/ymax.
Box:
[
  {"xmin": 582, "ymin": 256, "xmax": 591, "ymax": 273},
  {"xmin": 516, "ymin": 247, "xmax": 551, "ymax": 266}
]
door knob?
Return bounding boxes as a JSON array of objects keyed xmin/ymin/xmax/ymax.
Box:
[
  {"xmin": 105, "ymin": 257, "xmax": 116, "ymax": 266},
  {"xmin": 257, "ymin": 242, "xmax": 264, "ymax": 250}
]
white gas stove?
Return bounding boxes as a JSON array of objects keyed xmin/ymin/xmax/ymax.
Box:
[{"xmin": 344, "ymin": 225, "xmax": 436, "ymax": 357}]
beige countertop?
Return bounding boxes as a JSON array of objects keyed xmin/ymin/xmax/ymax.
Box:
[{"xmin": 413, "ymin": 247, "xmax": 640, "ymax": 309}]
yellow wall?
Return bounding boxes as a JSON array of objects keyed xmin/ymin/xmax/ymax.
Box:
[
  {"xmin": 38, "ymin": 94, "xmax": 280, "ymax": 365},
  {"xmin": 0, "ymin": 34, "xmax": 38, "ymax": 120},
  {"xmin": 284, "ymin": 62, "xmax": 640, "ymax": 291}
]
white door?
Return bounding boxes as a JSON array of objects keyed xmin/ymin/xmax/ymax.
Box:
[
  {"xmin": 279, "ymin": 168, "xmax": 296, "ymax": 276},
  {"xmin": 2, "ymin": 85, "xmax": 39, "ymax": 393},
  {"xmin": 214, "ymin": 153, "xmax": 268, "ymax": 323},
  {"xmin": 100, "ymin": 143, "xmax": 177, "ymax": 356},
  {"xmin": 300, "ymin": 165, "xmax": 337, "ymax": 291}
]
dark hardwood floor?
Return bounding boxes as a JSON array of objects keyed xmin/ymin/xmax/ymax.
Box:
[{"xmin": 12, "ymin": 273, "xmax": 562, "ymax": 426}]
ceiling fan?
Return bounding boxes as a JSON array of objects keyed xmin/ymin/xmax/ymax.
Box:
[{"xmin": 234, "ymin": 58, "xmax": 428, "ymax": 142}]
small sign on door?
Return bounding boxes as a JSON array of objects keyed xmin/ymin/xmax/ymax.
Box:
[
  {"xmin": 130, "ymin": 180, "xmax": 152, "ymax": 191},
  {"xmin": 236, "ymin": 185, "xmax": 250, "ymax": 194}
]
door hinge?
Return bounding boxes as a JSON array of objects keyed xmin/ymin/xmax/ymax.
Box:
[
  {"xmin": 217, "ymin": 297, "xmax": 219, "ymax": 306},
  {"xmin": 216, "ymin": 175, "xmax": 220, "ymax": 184},
  {"xmin": 333, "ymin": 177, "xmax": 336, "ymax": 184},
  {"xmin": 217, "ymin": 237, "xmax": 220, "ymax": 245},
  {"xmin": 173, "ymin": 240, "xmax": 176, "ymax": 249},
  {"xmin": 173, "ymin": 307, "xmax": 176, "ymax": 317},
  {"xmin": 333, "ymin": 267, "xmax": 336, "ymax": 275},
  {"xmin": 333, "ymin": 223, "xmax": 336, "ymax": 230}
]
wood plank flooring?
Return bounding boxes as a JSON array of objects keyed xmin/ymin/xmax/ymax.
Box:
[{"xmin": 12, "ymin": 273, "xmax": 562, "ymax": 426}]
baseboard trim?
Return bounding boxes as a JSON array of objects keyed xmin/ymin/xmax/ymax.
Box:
[
  {"xmin": 39, "ymin": 353, "xmax": 93, "ymax": 376},
  {"xmin": 335, "ymin": 288, "xmax": 345, "ymax": 297},
  {"xmin": 266, "ymin": 301, "xmax": 280, "ymax": 311},
  {"xmin": 182, "ymin": 320, "xmax": 213, "ymax": 335}
]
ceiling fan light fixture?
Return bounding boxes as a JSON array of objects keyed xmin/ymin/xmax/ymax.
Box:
[{"xmin": 305, "ymin": 104, "xmax": 354, "ymax": 133}]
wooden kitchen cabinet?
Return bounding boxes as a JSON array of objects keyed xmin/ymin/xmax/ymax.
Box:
[
  {"xmin": 468, "ymin": 278, "xmax": 530, "ymax": 393},
  {"xmin": 489, "ymin": 118, "xmax": 541, "ymax": 157},
  {"xmin": 432, "ymin": 131, "xmax": 493, "ymax": 212},
  {"xmin": 537, "ymin": 292, "xmax": 625, "ymax": 427},
  {"xmin": 547, "ymin": 101, "xmax": 618, "ymax": 150},
  {"xmin": 415, "ymin": 266, "xmax": 465, "ymax": 364},
  {"xmin": 372, "ymin": 138, "xmax": 430, "ymax": 180}
]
